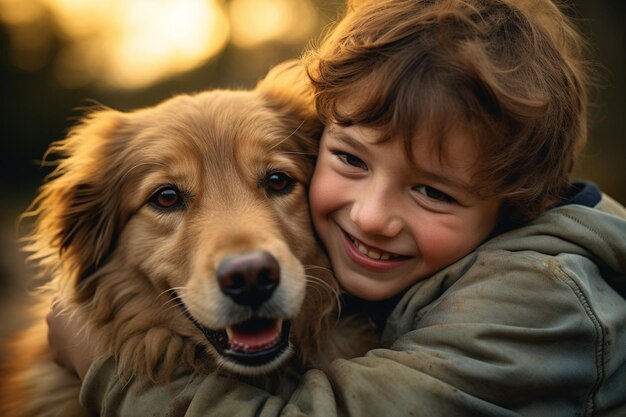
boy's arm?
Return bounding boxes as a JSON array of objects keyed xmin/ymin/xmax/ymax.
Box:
[
  {"xmin": 81, "ymin": 348, "xmax": 516, "ymax": 417},
  {"xmin": 80, "ymin": 248, "xmax": 626, "ymax": 417}
]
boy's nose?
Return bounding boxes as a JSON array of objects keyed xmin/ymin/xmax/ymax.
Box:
[{"xmin": 349, "ymin": 194, "xmax": 403, "ymax": 237}]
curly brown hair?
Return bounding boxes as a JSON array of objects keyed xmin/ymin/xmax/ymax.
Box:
[{"xmin": 305, "ymin": 0, "xmax": 590, "ymax": 225}]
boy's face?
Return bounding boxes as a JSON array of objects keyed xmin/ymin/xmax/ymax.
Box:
[{"xmin": 309, "ymin": 123, "xmax": 502, "ymax": 300}]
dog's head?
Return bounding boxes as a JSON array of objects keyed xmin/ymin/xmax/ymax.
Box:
[{"xmin": 26, "ymin": 61, "xmax": 337, "ymax": 377}]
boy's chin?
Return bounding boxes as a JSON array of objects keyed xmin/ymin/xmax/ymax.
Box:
[{"xmin": 336, "ymin": 272, "xmax": 404, "ymax": 301}]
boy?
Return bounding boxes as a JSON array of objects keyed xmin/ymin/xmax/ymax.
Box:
[{"xmin": 49, "ymin": 0, "xmax": 626, "ymax": 415}]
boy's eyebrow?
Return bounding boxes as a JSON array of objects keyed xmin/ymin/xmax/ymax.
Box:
[
  {"xmin": 327, "ymin": 127, "xmax": 370, "ymax": 152},
  {"xmin": 328, "ymin": 125, "xmax": 478, "ymax": 194}
]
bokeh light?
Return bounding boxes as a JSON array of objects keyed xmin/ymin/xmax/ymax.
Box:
[
  {"xmin": 228, "ymin": 0, "xmax": 318, "ymax": 48},
  {"xmin": 0, "ymin": 0, "xmax": 320, "ymax": 90}
]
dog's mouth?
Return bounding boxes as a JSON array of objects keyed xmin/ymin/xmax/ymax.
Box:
[
  {"xmin": 200, "ymin": 317, "xmax": 291, "ymax": 366},
  {"xmin": 174, "ymin": 292, "xmax": 291, "ymax": 368}
]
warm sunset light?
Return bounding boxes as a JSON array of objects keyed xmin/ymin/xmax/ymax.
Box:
[
  {"xmin": 0, "ymin": 0, "xmax": 231, "ymax": 89},
  {"xmin": 0, "ymin": 0, "xmax": 321, "ymax": 90},
  {"xmin": 228, "ymin": 0, "xmax": 318, "ymax": 48},
  {"xmin": 47, "ymin": 0, "xmax": 229, "ymax": 89}
]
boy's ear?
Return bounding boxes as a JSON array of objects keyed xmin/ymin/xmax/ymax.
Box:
[
  {"xmin": 26, "ymin": 109, "xmax": 129, "ymax": 295},
  {"xmin": 256, "ymin": 59, "xmax": 323, "ymax": 155}
]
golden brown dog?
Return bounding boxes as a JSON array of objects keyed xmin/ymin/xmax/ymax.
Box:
[{"xmin": 0, "ymin": 61, "xmax": 368, "ymax": 417}]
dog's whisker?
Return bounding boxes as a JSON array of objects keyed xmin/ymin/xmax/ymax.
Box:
[
  {"xmin": 156, "ymin": 288, "xmax": 176, "ymax": 300},
  {"xmin": 305, "ymin": 274, "xmax": 335, "ymax": 291},
  {"xmin": 280, "ymin": 151, "xmax": 317, "ymax": 157},
  {"xmin": 157, "ymin": 287, "xmax": 183, "ymax": 299},
  {"xmin": 303, "ymin": 264, "xmax": 334, "ymax": 274},
  {"xmin": 270, "ymin": 119, "xmax": 305, "ymax": 150},
  {"xmin": 158, "ymin": 288, "xmax": 188, "ymax": 309},
  {"xmin": 305, "ymin": 274, "xmax": 342, "ymax": 312},
  {"xmin": 307, "ymin": 277, "xmax": 341, "ymax": 303},
  {"xmin": 304, "ymin": 267, "xmax": 337, "ymax": 287},
  {"xmin": 157, "ymin": 286, "xmax": 186, "ymax": 300},
  {"xmin": 160, "ymin": 303, "xmax": 185, "ymax": 316},
  {"xmin": 160, "ymin": 299, "xmax": 177, "ymax": 309}
]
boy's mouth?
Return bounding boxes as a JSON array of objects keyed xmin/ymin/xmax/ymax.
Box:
[{"xmin": 346, "ymin": 233, "xmax": 407, "ymax": 261}]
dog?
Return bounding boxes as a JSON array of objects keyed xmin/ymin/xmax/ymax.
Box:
[{"xmin": 0, "ymin": 61, "xmax": 376, "ymax": 417}]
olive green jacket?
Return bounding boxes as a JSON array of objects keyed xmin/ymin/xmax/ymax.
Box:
[{"xmin": 81, "ymin": 189, "xmax": 626, "ymax": 417}]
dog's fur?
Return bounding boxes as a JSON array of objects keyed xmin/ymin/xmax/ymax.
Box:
[{"xmin": 0, "ymin": 62, "xmax": 375, "ymax": 417}]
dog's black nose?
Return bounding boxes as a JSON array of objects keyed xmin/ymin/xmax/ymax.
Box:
[{"xmin": 217, "ymin": 250, "xmax": 280, "ymax": 309}]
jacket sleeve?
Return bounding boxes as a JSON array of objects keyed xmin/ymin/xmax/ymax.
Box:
[{"xmin": 80, "ymin": 249, "xmax": 626, "ymax": 417}]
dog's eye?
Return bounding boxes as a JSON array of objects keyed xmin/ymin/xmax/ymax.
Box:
[
  {"xmin": 150, "ymin": 187, "xmax": 184, "ymax": 210},
  {"xmin": 265, "ymin": 172, "xmax": 295, "ymax": 196}
]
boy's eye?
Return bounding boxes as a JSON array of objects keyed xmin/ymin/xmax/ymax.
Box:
[
  {"xmin": 415, "ymin": 185, "xmax": 456, "ymax": 204},
  {"xmin": 335, "ymin": 152, "xmax": 367, "ymax": 170}
]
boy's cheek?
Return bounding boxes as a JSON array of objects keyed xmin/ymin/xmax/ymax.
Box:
[
  {"xmin": 309, "ymin": 188, "xmax": 338, "ymax": 226},
  {"xmin": 418, "ymin": 221, "xmax": 479, "ymax": 269},
  {"xmin": 309, "ymin": 167, "xmax": 342, "ymax": 214}
]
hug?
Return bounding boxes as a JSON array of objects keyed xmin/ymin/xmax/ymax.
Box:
[{"xmin": 2, "ymin": 1, "xmax": 625, "ymax": 416}]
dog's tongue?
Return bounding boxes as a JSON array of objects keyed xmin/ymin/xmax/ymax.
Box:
[{"xmin": 228, "ymin": 318, "xmax": 281, "ymax": 353}]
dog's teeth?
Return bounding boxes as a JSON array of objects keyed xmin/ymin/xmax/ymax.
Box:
[{"xmin": 226, "ymin": 327, "xmax": 234, "ymax": 340}]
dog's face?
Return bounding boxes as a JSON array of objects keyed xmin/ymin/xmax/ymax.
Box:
[
  {"xmin": 115, "ymin": 90, "xmax": 322, "ymax": 373},
  {"xmin": 28, "ymin": 63, "xmax": 335, "ymax": 376}
]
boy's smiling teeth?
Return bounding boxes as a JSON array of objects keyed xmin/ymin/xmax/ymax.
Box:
[{"xmin": 349, "ymin": 234, "xmax": 401, "ymax": 260}]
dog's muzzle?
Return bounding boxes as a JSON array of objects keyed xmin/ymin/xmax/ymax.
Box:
[
  {"xmin": 174, "ymin": 250, "xmax": 293, "ymax": 370},
  {"xmin": 174, "ymin": 294, "xmax": 292, "ymax": 369}
]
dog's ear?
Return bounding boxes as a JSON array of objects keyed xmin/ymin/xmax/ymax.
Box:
[
  {"xmin": 256, "ymin": 60, "xmax": 317, "ymax": 115},
  {"xmin": 24, "ymin": 108, "xmax": 129, "ymax": 296},
  {"xmin": 255, "ymin": 60, "xmax": 323, "ymax": 155}
]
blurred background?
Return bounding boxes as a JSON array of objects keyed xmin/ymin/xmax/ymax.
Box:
[{"xmin": 0, "ymin": 0, "xmax": 624, "ymax": 343}]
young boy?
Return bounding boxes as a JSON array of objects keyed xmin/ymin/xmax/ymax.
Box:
[{"xmin": 49, "ymin": 0, "xmax": 626, "ymax": 415}]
